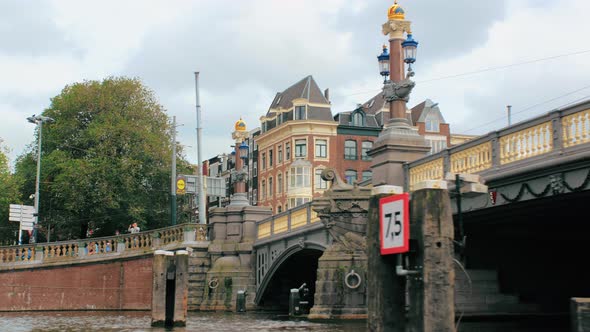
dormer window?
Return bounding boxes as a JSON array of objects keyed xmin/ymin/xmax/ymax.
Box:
[
  {"xmin": 351, "ymin": 111, "xmax": 365, "ymax": 126},
  {"xmin": 295, "ymin": 106, "xmax": 306, "ymax": 120},
  {"xmin": 425, "ymin": 113, "xmax": 440, "ymax": 132}
]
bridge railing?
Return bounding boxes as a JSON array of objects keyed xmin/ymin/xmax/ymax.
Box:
[
  {"xmin": 0, "ymin": 223, "xmax": 209, "ymax": 267},
  {"xmin": 255, "ymin": 202, "xmax": 320, "ymax": 241},
  {"xmin": 407, "ymin": 102, "xmax": 590, "ymax": 190}
]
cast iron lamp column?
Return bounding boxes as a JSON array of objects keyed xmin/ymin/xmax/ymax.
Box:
[{"xmin": 26, "ymin": 114, "xmax": 55, "ymax": 243}]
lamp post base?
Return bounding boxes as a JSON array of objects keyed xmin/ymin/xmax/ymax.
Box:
[{"xmin": 229, "ymin": 193, "xmax": 249, "ymax": 207}]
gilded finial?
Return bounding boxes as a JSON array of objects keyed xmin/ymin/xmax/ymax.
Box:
[{"xmin": 388, "ymin": 0, "xmax": 405, "ymax": 20}]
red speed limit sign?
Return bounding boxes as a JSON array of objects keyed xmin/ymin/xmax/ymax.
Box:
[{"xmin": 379, "ymin": 193, "xmax": 409, "ymax": 255}]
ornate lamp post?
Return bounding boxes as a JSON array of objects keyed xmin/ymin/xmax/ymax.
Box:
[
  {"xmin": 26, "ymin": 114, "xmax": 55, "ymax": 243},
  {"xmin": 380, "ymin": 0, "xmax": 419, "ymax": 122},
  {"xmin": 230, "ymin": 118, "xmax": 249, "ymax": 206},
  {"xmin": 369, "ymin": 0, "xmax": 429, "ymax": 187}
]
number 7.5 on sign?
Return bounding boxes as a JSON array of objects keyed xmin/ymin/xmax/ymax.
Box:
[{"xmin": 379, "ymin": 193, "xmax": 409, "ymax": 255}]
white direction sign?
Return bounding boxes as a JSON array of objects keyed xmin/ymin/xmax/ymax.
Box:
[
  {"xmin": 379, "ymin": 193, "xmax": 410, "ymax": 255},
  {"xmin": 9, "ymin": 204, "xmax": 36, "ymax": 231},
  {"xmin": 181, "ymin": 175, "xmax": 227, "ymax": 198}
]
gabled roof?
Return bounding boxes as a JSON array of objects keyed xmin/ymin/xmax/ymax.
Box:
[
  {"xmin": 267, "ymin": 75, "xmax": 329, "ymax": 116},
  {"xmin": 411, "ymin": 99, "xmax": 446, "ymax": 124}
]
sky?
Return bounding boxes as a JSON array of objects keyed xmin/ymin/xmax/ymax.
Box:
[{"xmin": 1, "ymin": 0, "xmax": 590, "ymax": 166}]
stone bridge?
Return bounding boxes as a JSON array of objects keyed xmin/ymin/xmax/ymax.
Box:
[{"xmin": 0, "ymin": 101, "xmax": 588, "ymax": 322}]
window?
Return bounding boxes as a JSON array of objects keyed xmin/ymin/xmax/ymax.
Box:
[
  {"xmin": 345, "ymin": 170, "xmax": 357, "ymax": 184},
  {"xmin": 426, "ymin": 137, "xmax": 448, "ymax": 154},
  {"xmin": 252, "ymin": 161, "xmax": 258, "ymax": 176},
  {"xmin": 253, "ymin": 189, "xmax": 257, "ymax": 205},
  {"xmin": 290, "ymin": 166, "xmax": 310, "ymax": 188},
  {"xmin": 277, "ymin": 205, "xmax": 282, "ymax": 214},
  {"xmin": 344, "ymin": 140, "xmax": 357, "ymax": 160},
  {"xmin": 295, "ymin": 139, "xmax": 307, "ymax": 158},
  {"xmin": 352, "ymin": 112, "xmax": 364, "ymax": 126},
  {"xmin": 261, "ymin": 153, "xmax": 266, "ymax": 170},
  {"xmin": 278, "ymin": 173, "xmax": 283, "ymax": 193},
  {"xmin": 268, "ymin": 177, "xmax": 273, "ymax": 196},
  {"xmin": 269, "ymin": 149, "xmax": 273, "ymax": 167},
  {"xmin": 295, "ymin": 106, "xmax": 306, "ymax": 120},
  {"xmin": 315, "ymin": 139, "xmax": 327, "ymax": 158},
  {"xmin": 362, "ymin": 170, "xmax": 372, "ymax": 182},
  {"xmin": 285, "ymin": 171, "xmax": 289, "ymax": 190},
  {"xmin": 315, "ymin": 169, "xmax": 328, "ymax": 189},
  {"xmin": 362, "ymin": 141, "xmax": 373, "ymax": 161},
  {"xmin": 425, "ymin": 114, "xmax": 440, "ymax": 132},
  {"xmin": 278, "ymin": 145, "xmax": 283, "ymax": 163},
  {"xmin": 286, "ymin": 143, "xmax": 291, "ymax": 160},
  {"xmin": 289, "ymin": 197, "xmax": 310, "ymax": 209},
  {"xmin": 261, "ymin": 180, "xmax": 266, "ymax": 200}
]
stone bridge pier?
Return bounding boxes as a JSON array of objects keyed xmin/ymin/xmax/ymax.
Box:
[
  {"xmin": 308, "ymin": 169, "xmax": 372, "ymax": 319},
  {"xmin": 199, "ymin": 203, "xmax": 271, "ymax": 311}
]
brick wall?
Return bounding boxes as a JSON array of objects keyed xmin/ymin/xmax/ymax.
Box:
[{"xmin": 0, "ymin": 257, "xmax": 152, "ymax": 311}]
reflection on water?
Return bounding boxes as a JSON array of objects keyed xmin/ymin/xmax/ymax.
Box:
[{"xmin": 0, "ymin": 311, "xmax": 366, "ymax": 332}]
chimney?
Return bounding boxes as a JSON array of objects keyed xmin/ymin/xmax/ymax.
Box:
[
  {"xmin": 324, "ymin": 88, "xmax": 330, "ymax": 102},
  {"xmin": 507, "ymin": 105, "xmax": 512, "ymax": 126}
]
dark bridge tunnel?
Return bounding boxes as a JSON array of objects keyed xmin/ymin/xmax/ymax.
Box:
[
  {"xmin": 459, "ymin": 189, "xmax": 590, "ymax": 314},
  {"xmin": 257, "ymin": 248, "xmax": 323, "ymax": 311}
]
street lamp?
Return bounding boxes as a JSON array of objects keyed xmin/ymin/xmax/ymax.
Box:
[
  {"xmin": 377, "ymin": 45, "xmax": 390, "ymax": 82},
  {"xmin": 27, "ymin": 114, "xmax": 55, "ymax": 244},
  {"xmin": 239, "ymin": 142, "xmax": 249, "ymax": 160},
  {"xmin": 402, "ymin": 33, "xmax": 418, "ymax": 73}
]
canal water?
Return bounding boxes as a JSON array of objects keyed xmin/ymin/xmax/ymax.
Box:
[
  {"xmin": 0, "ymin": 311, "xmax": 568, "ymax": 332},
  {"xmin": 0, "ymin": 311, "xmax": 366, "ymax": 332}
]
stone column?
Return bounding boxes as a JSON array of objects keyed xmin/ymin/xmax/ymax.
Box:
[
  {"xmin": 152, "ymin": 250, "xmax": 173, "ymax": 327},
  {"xmin": 407, "ymin": 188, "xmax": 455, "ymax": 332},
  {"xmin": 309, "ymin": 168, "xmax": 372, "ymax": 320},
  {"xmin": 173, "ymin": 250, "xmax": 189, "ymax": 326},
  {"xmin": 367, "ymin": 195, "xmax": 406, "ymax": 332}
]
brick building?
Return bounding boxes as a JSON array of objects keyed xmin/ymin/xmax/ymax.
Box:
[{"xmin": 256, "ymin": 76, "xmax": 337, "ymax": 213}]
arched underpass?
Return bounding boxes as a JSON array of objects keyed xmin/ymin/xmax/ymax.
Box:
[
  {"xmin": 257, "ymin": 248, "xmax": 323, "ymax": 312},
  {"xmin": 460, "ymin": 189, "xmax": 590, "ymax": 326}
]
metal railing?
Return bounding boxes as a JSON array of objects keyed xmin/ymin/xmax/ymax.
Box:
[
  {"xmin": 407, "ymin": 103, "xmax": 590, "ymax": 190},
  {"xmin": 255, "ymin": 202, "xmax": 320, "ymax": 241},
  {"xmin": 0, "ymin": 223, "xmax": 209, "ymax": 267}
]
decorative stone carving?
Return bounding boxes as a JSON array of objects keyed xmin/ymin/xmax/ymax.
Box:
[
  {"xmin": 382, "ymin": 20, "xmax": 412, "ymax": 39},
  {"xmin": 382, "ymin": 76, "xmax": 416, "ymax": 103},
  {"xmin": 549, "ymin": 174, "xmax": 565, "ymax": 195},
  {"xmin": 312, "ymin": 168, "xmax": 372, "ymax": 252}
]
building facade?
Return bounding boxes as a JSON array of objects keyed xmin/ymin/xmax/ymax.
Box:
[{"xmin": 256, "ymin": 76, "xmax": 337, "ymax": 213}]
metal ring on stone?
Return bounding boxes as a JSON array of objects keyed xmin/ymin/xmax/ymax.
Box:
[
  {"xmin": 208, "ymin": 278, "xmax": 219, "ymax": 289},
  {"xmin": 344, "ymin": 270, "xmax": 362, "ymax": 289}
]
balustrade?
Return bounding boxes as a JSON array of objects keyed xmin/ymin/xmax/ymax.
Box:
[
  {"xmin": 409, "ymin": 158, "xmax": 443, "ymax": 190},
  {"xmin": 563, "ymin": 108, "xmax": 590, "ymax": 147},
  {"xmin": 500, "ymin": 121, "xmax": 552, "ymax": 164},
  {"xmin": 408, "ymin": 105, "xmax": 589, "ymax": 189},
  {"xmin": 0, "ymin": 223, "xmax": 201, "ymax": 269},
  {"xmin": 255, "ymin": 203, "xmax": 315, "ymax": 241}
]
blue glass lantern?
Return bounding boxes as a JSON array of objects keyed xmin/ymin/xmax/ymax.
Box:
[
  {"xmin": 377, "ymin": 45, "xmax": 390, "ymax": 80},
  {"xmin": 230, "ymin": 150, "xmax": 236, "ymax": 164},
  {"xmin": 402, "ymin": 34, "xmax": 418, "ymax": 64},
  {"xmin": 239, "ymin": 142, "xmax": 249, "ymax": 160}
]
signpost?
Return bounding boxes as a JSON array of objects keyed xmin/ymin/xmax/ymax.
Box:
[
  {"xmin": 178, "ymin": 174, "xmax": 227, "ymax": 198},
  {"xmin": 9, "ymin": 204, "xmax": 36, "ymax": 244},
  {"xmin": 379, "ymin": 193, "xmax": 409, "ymax": 255}
]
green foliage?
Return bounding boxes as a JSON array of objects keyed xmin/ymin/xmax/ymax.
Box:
[
  {"xmin": 14, "ymin": 77, "xmax": 191, "ymax": 240},
  {"xmin": 0, "ymin": 139, "xmax": 21, "ymax": 245}
]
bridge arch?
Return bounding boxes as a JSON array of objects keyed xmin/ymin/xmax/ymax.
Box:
[{"xmin": 254, "ymin": 240, "xmax": 326, "ymax": 306}]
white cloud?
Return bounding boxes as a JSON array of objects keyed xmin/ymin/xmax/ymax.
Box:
[{"xmin": 1, "ymin": 0, "xmax": 589, "ymax": 167}]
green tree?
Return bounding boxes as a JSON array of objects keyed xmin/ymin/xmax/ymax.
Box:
[
  {"xmin": 15, "ymin": 77, "xmax": 190, "ymax": 240},
  {"xmin": 0, "ymin": 139, "xmax": 21, "ymax": 245}
]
